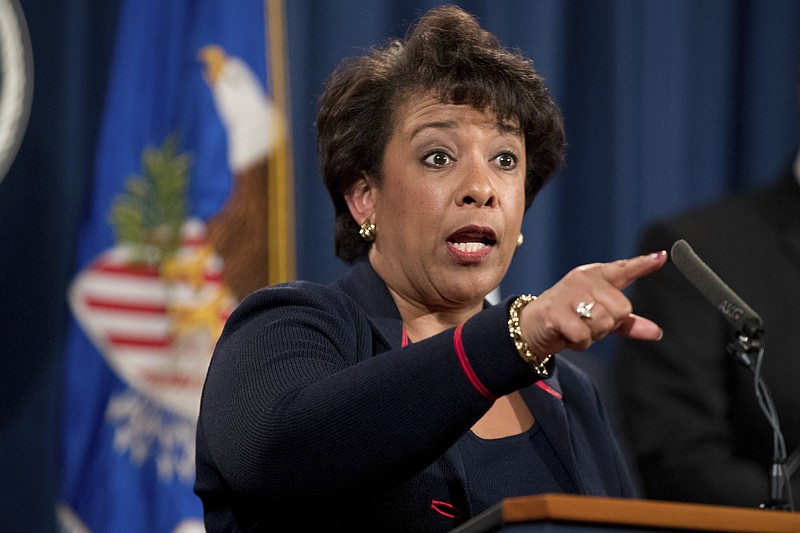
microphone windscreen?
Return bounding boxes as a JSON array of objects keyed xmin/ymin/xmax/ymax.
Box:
[{"xmin": 670, "ymin": 239, "xmax": 763, "ymax": 333}]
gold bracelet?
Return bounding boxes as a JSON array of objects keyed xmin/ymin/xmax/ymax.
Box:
[{"xmin": 507, "ymin": 294, "xmax": 553, "ymax": 377}]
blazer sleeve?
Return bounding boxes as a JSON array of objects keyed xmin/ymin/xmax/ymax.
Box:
[{"xmin": 195, "ymin": 282, "xmax": 538, "ymax": 505}]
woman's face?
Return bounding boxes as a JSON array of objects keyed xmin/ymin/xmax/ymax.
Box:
[{"xmin": 362, "ymin": 94, "xmax": 526, "ymax": 311}]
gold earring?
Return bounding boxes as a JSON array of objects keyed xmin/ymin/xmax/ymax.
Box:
[
  {"xmin": 516, "ymin": 233, "xmax": 524, "ymax": 248},
  {"xmin": 359, "ymin": 218, "xmax": 376, "ymax": 242}
]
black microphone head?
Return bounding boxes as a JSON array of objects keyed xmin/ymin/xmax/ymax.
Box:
[{"xmin": 670, "ymin": 239, "xmax": 763, "ymax": 335}]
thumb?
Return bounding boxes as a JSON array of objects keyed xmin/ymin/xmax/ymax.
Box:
[{"xmin": 616, "ymin": 313, "xmax": 663, "ymax": 341}]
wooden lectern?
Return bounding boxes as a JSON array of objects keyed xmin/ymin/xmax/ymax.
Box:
[{"xmin": 452, "ymin": 494, "xmax": 800, "ymax": 532}]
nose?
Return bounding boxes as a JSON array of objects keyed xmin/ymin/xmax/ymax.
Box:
[{"xmin": 457, "ymin": 159, "xmax": 497, "ymax": 208}]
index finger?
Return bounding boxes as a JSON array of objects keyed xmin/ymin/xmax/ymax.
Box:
[{"xmin": 601, "ymin": 250, "xmax": 668, "ymax": 290}]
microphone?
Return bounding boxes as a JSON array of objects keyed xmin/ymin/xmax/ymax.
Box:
[
  {"xmin": 670, "ymin": 239, "xmax": 792, "ymax": 510},
  {"xmin": 670, "ymin": 239, "xmax": 763, "ymax": 337}
]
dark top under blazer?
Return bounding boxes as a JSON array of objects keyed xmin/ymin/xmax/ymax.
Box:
[{"xmin": 195, "ymin": 259, "xmax": 637, "ymax": 531}]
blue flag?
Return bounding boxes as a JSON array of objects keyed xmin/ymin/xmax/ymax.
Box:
[{"xmin": 59, "ymin": 1, "xmax": 292, "ymax": 531}]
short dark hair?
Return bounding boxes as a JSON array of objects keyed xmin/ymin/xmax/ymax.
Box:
[{"xmin": 317, "ymin": 4, "xmax": 566, "ymax": 263}]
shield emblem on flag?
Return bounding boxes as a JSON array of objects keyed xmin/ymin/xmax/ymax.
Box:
[{"xmin": 69, "ymin": 218, "xmax": 236, "ymax": 419}]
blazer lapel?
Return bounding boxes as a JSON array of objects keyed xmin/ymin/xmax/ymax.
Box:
[
  {"xmin": 521, "ymin": 372, "xmax": 586, "ymax": 492},
  {"xmin": 336, "ymin": 258, "xmax": 404, "ymax": 350},
  {"xmin": 336, "ymin": 259, "xmax": 474, "ymax": 520},
  {"xmin": 755, "ymin": 166, "xmax": 800, "ymax": 272},
  {"xmin": 781, "ymin": 226, "xmax": 800, "ymax": 272}
]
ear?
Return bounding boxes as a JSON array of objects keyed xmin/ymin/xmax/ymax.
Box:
[{"xmin": 343, "ymin": 172, "xmax": 376, "ymax": 226}]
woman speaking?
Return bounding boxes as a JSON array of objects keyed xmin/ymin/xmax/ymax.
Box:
[{"xmin": 195, "ymin": 5, "xmax": 666, "ymax": 531}]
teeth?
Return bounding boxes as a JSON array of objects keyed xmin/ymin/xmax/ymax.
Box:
[{"xmin": 452, "ymin": 242, "xmax": 486, "ymax": 253}]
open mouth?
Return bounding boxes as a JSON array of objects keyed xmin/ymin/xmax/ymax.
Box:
[{"xmin": 447, "ymin": 225, "xmax": 497, "ymax": 254}]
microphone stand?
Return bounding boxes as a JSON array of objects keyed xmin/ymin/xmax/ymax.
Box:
[{"xmin": 727, "ymin": 327, "xmax": 793, "ymax": 511}]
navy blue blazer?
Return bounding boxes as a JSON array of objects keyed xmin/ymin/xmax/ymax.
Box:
[{"xmin": 195, "ymin": 259, "xmax": 637, "ymax": 532}]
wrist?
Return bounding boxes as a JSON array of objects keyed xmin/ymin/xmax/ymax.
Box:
[{"xmin": 507, "ymin": 294, "xmax": 554, "ymax": 377}]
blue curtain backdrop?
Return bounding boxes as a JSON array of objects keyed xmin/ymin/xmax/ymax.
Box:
[{"xmin": 1, "ymin": 1, "xmax": 798, "ymax": 530}]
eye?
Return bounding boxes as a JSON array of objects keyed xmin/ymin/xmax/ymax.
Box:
[
  {"xmin": 494, "ymin": 152, "xmax": 518, "ymax": 170},
  {"xmin": 422, "ymin": 151, "xmax": 455, "ymax": 168}
]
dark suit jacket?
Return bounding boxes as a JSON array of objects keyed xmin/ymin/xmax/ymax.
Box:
[
  {"xmin": 614, "ymin": 166, "xmax": 800, "ymax": 507},
  {"xmin": 196, "ymin": 259, "xmax": 637, "ymax": 531}
]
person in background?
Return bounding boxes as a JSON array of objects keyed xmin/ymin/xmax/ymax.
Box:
[
  {"xmin": 195, "ymin": 5, "xmax": 667, "ymax": 531},
  {"xmin": 614, "ymin": 150, "xmax": 800, "ymax": 508}
]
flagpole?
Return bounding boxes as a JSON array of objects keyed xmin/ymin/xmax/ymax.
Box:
[{"xmin": 265, "ymin": 0, "xmax": 296, "ymax": 284}]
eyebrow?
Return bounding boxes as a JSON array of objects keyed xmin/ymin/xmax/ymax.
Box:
[
  {"xmin": 498, "ymin": 122, "xmax": 522, "ymax": 136},
  {"xmin": 410, "ymin": 120, "xmax": 457, "ymax": 139},
  {"xmin": 410, "ymin": 119, "xmax": 521, "ymax": 139}
]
